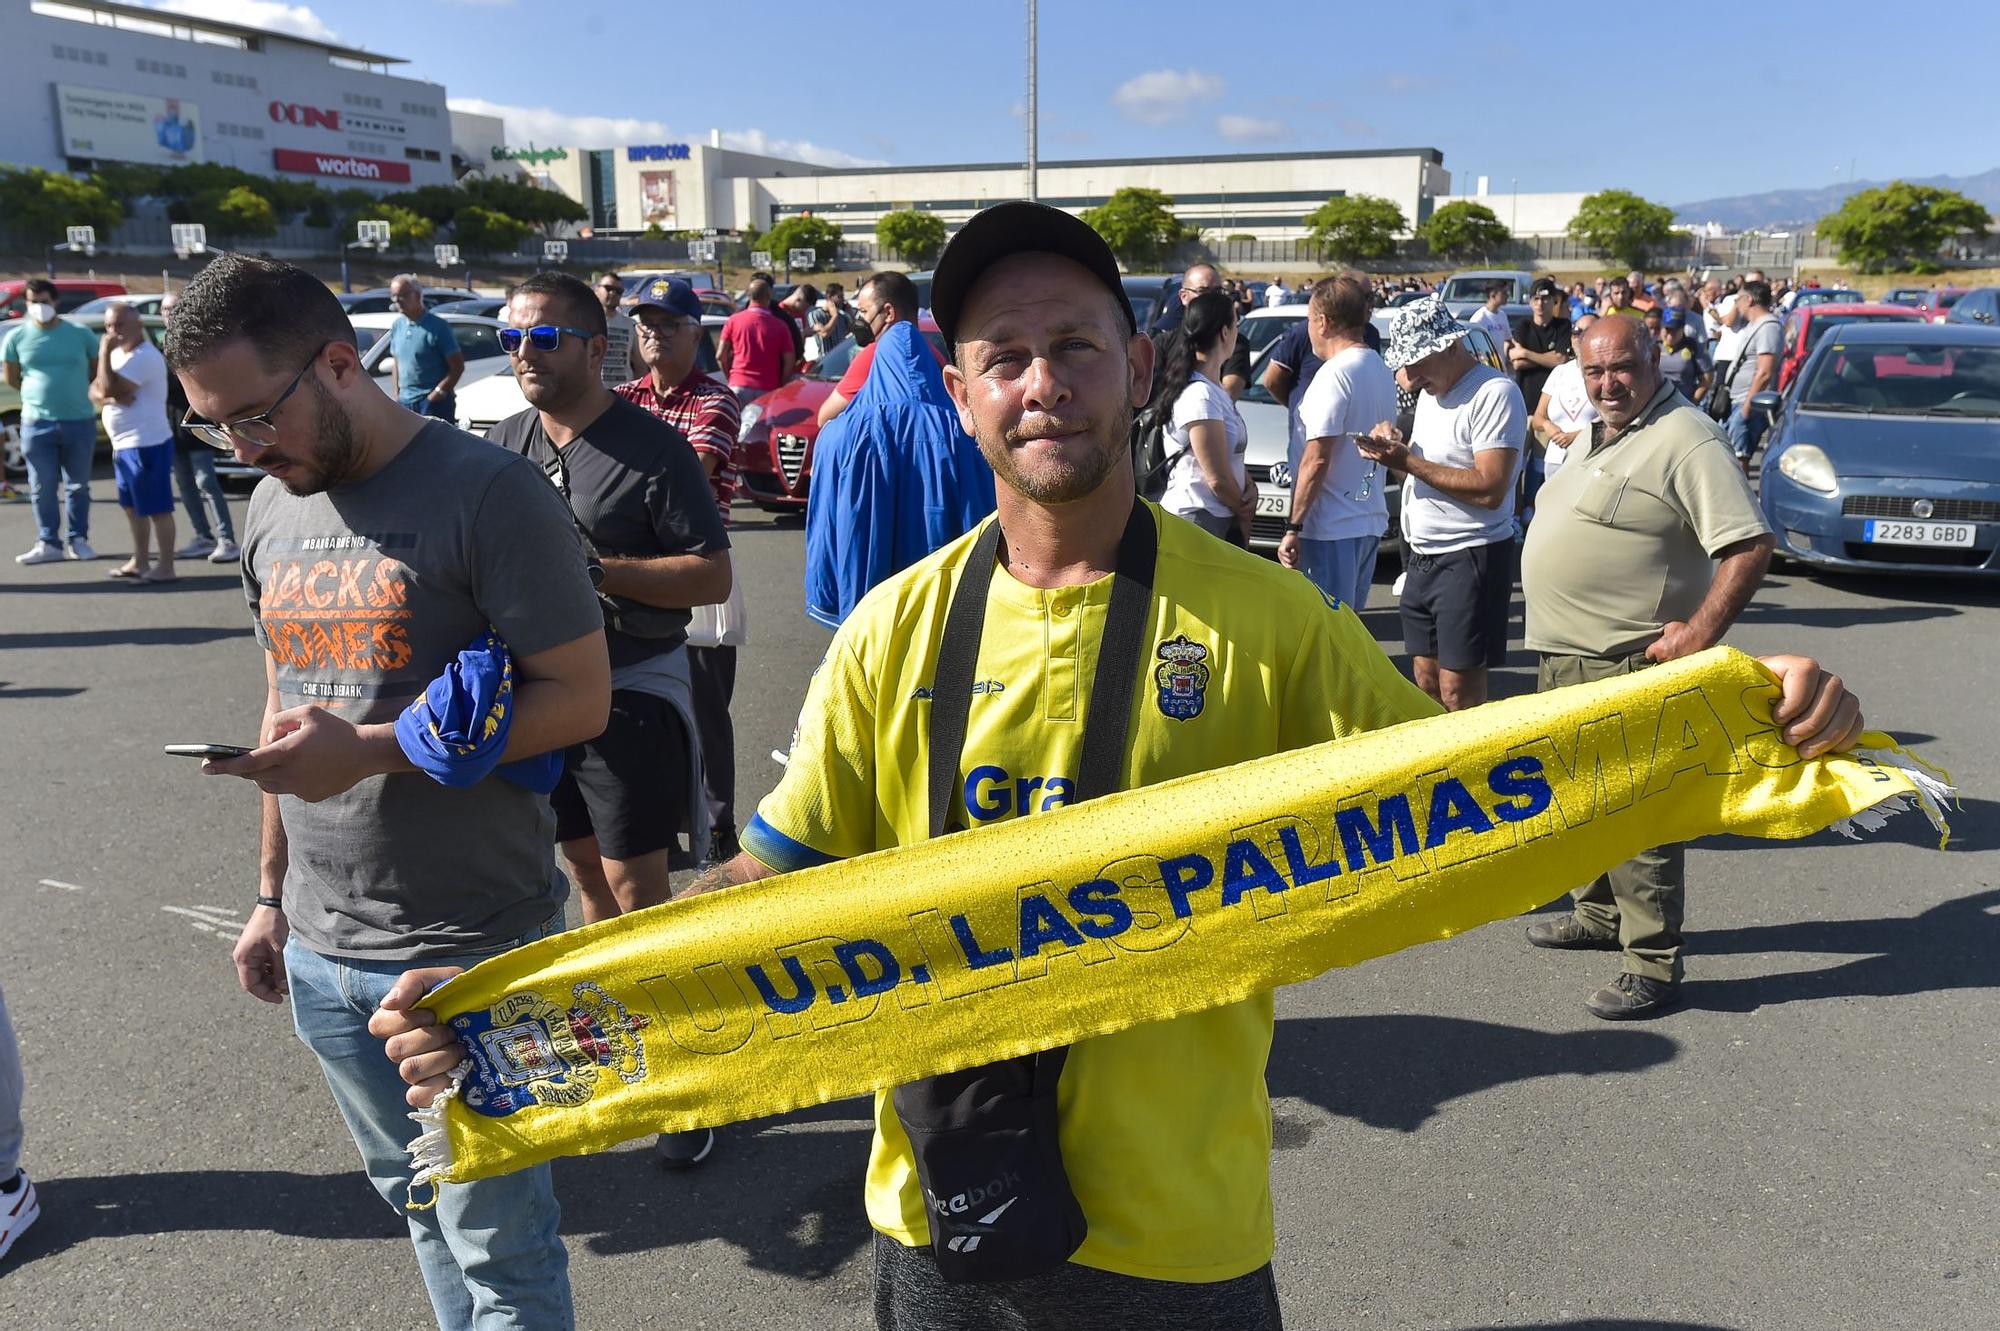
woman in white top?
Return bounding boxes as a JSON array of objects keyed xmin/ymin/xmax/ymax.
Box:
[{"xmin": 1157, "ymin": 290, "xmax": 1255, "ymax": 545}]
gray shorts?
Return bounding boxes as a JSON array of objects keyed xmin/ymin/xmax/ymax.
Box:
[{"xmin": 870, "ymin": 1231, "xmax": 1283, "ymax": 1331}]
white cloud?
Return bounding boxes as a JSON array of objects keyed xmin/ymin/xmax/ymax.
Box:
[
  {"xmin": 1215, "ymin": 114, "xmax": 1286, "ymax": 144},
  {"xmin": 148, "ymin": 0, "xmax": 339, "ymax": 41},
  {"xmin": 445, "ymin": 99, "xmax": 884, "ymax": 168},
  {"xmin": 1111, "ymin": 69, "xmax": 1225, "ymax": 125}
]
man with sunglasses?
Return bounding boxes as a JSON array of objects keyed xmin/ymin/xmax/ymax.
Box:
[
  {"xmin": 487, "ymin": 278, "xmax": 731, "ymax": 1163},
  {"xmin": 164, "ymin": 254, "xmax": 613, "ymax": 1331},
  {"xmin": 614, "ymin": 278, "xmax": 748, "ymax": 866},
  {"xmin": 593, "ymin": 271, "xmax": 643, "ymax": 389},
  {"xmin": 386, "ymin": 276, "xmax": 464, "ymax": 421}
]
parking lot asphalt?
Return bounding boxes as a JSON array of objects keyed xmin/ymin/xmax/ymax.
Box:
[{"xmin": 0, "ymin": 483, "xmax": 1993, "ymax": 1331}]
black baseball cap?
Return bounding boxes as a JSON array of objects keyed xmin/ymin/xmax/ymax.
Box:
[
  {"xmin": 929, "ymin": 201, "xmax": 1135, "ymax": 352},
  {"xmin": 1530, "ymin": 276, "xmax": 1563, "ymax": 298}
]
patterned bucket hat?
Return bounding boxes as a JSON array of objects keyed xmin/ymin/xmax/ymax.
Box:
[{"xmin": 1383, "ymin": 292, "xmax": 1471, "ymax": 371}]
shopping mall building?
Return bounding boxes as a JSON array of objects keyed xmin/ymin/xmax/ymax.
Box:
[
  {"xmin": 457, "ymin": 120, "xmax": 1458, "ymax": 243},
  {"xmin": 0, "ymin": 0, "xmax": 454, "ymax": 191}
]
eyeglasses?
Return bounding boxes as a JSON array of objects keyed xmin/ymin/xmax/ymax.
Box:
[
  {"xmin": 181, "ymin": 344, "xmax": 326, "ymax": 452},
  {"xmin": 498, "ymin": 325, "xmax": 600, "ymax": 355},
  {"xmin": 634, "ymin": 317, "xmax": 694, "ymax": 337}
]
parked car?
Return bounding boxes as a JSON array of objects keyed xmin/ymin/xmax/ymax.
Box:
[
  {"xmin": 1789, "ymin": 287, "xmax": 1864, "ymax": 309},
  {"xmin": 0, "ymin": 279, "xmax": 127, "ymax": 321},
  {"xmin": 1238, "ymin": 305, "xmax": 1302, "ymax": 364},
  {"xmin": 1439, "ymin": 270, "xmax": 1536, "ymax": 317},
  {"xmin": 1943, "ymin": 287, "xmax": 2000, "ymax": 327},
  {"xmin": 1755, "ymin": 323, "xmax": 2000, "ymax": 576},
  {"xmin": 1920, "ymin": 288, "xmax": 1970, "ymax": 324},
  {"xmin": 1775, "ymin": 302, "xmax": 1924, "ymax": 392},
  {"xmin": 70, "ymin": 293, "xmax": 170, "ymax": 318},
  {"xmin": 736, "ymin": 314, "xmax": 948, "ymax": 512},
  {"xmin": 335, "ymin": 286, "xmax": 479, "ymax": 315},
  {"xmin": 453, "ymin": 315, "xmax": 727, "ymax": 440},
  {"xmin": 1879, "ymin": 286, "xmax": 1931, "ymax": 308},
  {"xmin": 428, "ymin": 297, "xmax": 508, "ymax": 319},
  {"xmin": 1122, "ymin": 275, "xmax": 1179, "ymax": 335}
]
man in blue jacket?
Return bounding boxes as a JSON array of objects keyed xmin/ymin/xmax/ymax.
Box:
[{"xmin": 804, "ymin": 319, "xmax": 994, "ymax": 628}]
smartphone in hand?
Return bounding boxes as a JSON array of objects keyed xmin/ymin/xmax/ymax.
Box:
[{"xmin": 163, "ymin": 743, "xmax": 254, "ymax": 759}]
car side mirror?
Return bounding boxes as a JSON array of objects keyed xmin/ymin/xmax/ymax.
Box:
[{"xmin": 1750, "ymin": 391, "xmax": 1782, "ymax": 419}]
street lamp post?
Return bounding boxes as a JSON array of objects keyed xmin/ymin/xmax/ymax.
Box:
[{"xmin": 1025, "ymin": 0, "xmax": 1038, "ymax": 202}]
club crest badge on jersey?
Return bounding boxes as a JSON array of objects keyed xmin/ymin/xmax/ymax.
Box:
[
  {"xmin": 452, "ymin": 982, "xmax": 650, "ymax": 1119},
  {"xmin": 1154, "ymin": 634, "xmax": 1211, "ymax": 721}
]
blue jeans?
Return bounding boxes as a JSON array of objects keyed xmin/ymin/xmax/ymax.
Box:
[
  {"xmin": 1727, "ymin": 407, "xmax": 1769, "ymax": 462},
  {"xmin": 0, "ymin": 979, "xmax": 22, "ymax": 1181},
  {"xmin": 1297, "ymin": 534, "xmax": 1381, "ymax": 611},
  {"xmin": 23, "ymin": 417, "xmax": 95, "ymax": 544},
  {"xmin": 171, "ymin": 443, "xmax": 235, "ymax": 542},
  {"xmin": 405, "ymin": 394, "xmax": 456, "ymax": 421},
  {"xmin": 286, "ymin": 919, "xmax": 574, "ymax": 1331}
]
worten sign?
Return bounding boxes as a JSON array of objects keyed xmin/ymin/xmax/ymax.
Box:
[{"xmin": 272, "ymin": 147, "xmax": 411, "ymax": 183}]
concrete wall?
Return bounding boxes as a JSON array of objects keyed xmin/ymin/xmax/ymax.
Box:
[{"xmin": 1432, "ymin": 191, "xmax": 1589, "ymax": 237}]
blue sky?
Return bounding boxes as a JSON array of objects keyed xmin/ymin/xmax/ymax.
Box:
[{"xmin": 159, "ymin": 0, "xmax": 2000, "ymax": 204}]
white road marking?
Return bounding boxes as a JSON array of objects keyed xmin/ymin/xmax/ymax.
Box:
[
  {"xmin": 38, "ymin": 879, "xmax": 87, "ymax": 892},
  {"xmin": 162, "ymin": 904, "xmax": 244, "ymax": 941}
]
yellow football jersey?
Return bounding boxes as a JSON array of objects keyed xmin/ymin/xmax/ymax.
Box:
[{"xmin": 745, "ymin": 502, "xmax": 1439, "ymax": 1282}]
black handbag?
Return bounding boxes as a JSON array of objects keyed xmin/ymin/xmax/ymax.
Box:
[{"xmin": 891, "ymin": 499, "xmax": 1156, "ymax": 1283}]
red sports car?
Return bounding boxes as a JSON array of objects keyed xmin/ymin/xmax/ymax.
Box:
[
  {"xmin": 736, "ymin": 315, "xmax": 947, "ymax": 512},
  {"xmin": 1776, "ymin": 303, "xmax": 1925, "ymax": 392}
]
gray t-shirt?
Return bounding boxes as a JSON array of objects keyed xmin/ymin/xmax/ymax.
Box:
[
  {"xmin": 241, "ymin": 422, "xmax": 604, "ymax": 960},
  {"xmin": 1727, "ymin": 314, "xmax": 1782, "ymax": 398}
]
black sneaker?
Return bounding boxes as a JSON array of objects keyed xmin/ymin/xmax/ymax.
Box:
[
  {"xmin": 707, "ymin": 823, "xmax": 741, "ymax": 866},
  {"xmin": 1584, "ymin": 973, "xmax": 1681, "ymax": 1020},
  {"xmin": 1525, "ymin": 915, "xmax": 1619, "ymax": 950},
  {"xmin": 656, "ymin": 1127, "xmax": 715, "ymax": 1170}
]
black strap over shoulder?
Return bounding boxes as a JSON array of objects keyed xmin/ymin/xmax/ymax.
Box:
[{"xmin": 899, "ymin": 497, "xmax": 1158, "ymax": 1283}]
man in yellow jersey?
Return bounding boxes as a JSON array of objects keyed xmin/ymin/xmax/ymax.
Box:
[{"xmin": 372, "ymin": 203, "xmax": 1863, "ymax": 1329}]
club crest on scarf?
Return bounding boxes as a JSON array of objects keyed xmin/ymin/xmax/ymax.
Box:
[
  {"xmin": 452, "ymin": 982, "xmax": 650, "ymax": 1118},
  {"xmin": 1153, "ymin": 634, "xmax": 1210, "ymax": 721}
]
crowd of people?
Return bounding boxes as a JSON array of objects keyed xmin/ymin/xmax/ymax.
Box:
[{"xmin": 0, "ymin": 216, "xmax": 1869, "ymax": 1329}]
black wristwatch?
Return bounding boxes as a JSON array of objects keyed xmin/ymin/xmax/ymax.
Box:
[
  {"xmin": 255, "ymin": 895, "xmax": 284, "ymax": 912},
  {"xmin": 1283, "ymin": 521, "xmax": 1304, "ymax": 534}
]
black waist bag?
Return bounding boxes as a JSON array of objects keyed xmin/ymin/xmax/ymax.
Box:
[{"xmin": 891, "ymin": 501, "xmax": 1156, "ymax": 1283}]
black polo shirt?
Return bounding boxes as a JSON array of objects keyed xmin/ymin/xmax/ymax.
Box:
[{"xmin": 1511, "ymin": 315, "xmax": 1574, "ymax": 406}]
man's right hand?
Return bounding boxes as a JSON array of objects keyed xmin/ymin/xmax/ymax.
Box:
[
  {"xmin": 1277, "ymin": 530, "xmax": 1302, "ymax": 569},
  {"xmin": 369, "ymin": 967, "xmax": 470, "ymax": 1108},
  {"xmin": 232, "ymin": 904, "xmax": 290, "ymax": 1003}
]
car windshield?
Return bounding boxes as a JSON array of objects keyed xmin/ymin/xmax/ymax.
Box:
[
  {"xmin": 1242, "ymin": 315, "xmax": 1299, "ymax": 358},
  {"xmin": 1442, "ymin": 278, "xmax": 1511, "ymax": 303},
  {"xmin": 1804, "ymin": 313, "xmax": 1917, "ymax": 356},
  {"xmin": 1797, "ymin": 290, "xmax": 1861, "ymax": 305},
  {"xmin": 810, "ymin": 338, "xmax": 860, "ymax": 381},
  {"xmin": 1799, "ymin": 341, "xmax": 2000, "ymax": 416},
  {"xmin": 1933, "ymin": 291, "xmax": 1967, "ymax": 309},
  {"xmin": 1242, "ymin": 345, "xmax": 1281, "ymax": 405}
]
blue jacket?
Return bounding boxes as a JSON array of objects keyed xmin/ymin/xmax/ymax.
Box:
[{"xmin": 804, "ymin": 321, "xmax": 995, "ymax": 628}]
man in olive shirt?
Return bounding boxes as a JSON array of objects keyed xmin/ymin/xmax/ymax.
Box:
[{"xmin": 1519, "ymin": 316, "xmax": 1775, "ymax": 1019}]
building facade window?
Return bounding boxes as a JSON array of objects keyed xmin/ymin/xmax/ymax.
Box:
[
  {"xmin": 210, "ymin": 69, "xmax": 258, "ymax": 89},
  {"xmin": 341, "ymin": 92, "xmax": 386, "ymax": 110},
  {"xmin": 52, "ymin": 43, "xmax": 109, "ymax": 64},
  {"xmin": 135, "ymin": 57, "xmax": 188, "ymax": 77}
]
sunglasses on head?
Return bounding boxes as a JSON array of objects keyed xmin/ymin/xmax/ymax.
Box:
[{"xmin": 498, "ymin": 324, "xmax": 600, "ymax": 354}]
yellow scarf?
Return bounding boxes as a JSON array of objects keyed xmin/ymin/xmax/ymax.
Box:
[{"xmin": 406, "ymin": 646, "xmax": 1948, "ymax": 1205}]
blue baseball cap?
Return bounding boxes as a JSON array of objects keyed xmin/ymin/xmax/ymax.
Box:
[{"xmin": 630, "ymin": 277, "xmax": 702, "ymax": 321}]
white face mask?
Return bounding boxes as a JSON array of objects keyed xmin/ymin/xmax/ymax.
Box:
[{"xmin": 26, "ymin": 302, "xmax": 56, "ymax": 324}]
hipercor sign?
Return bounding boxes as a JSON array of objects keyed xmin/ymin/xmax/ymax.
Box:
[{"xmin": 272, "ymin": 148, "xmax": 411, "ymax": 183}]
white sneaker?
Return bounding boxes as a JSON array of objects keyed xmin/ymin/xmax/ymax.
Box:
[
  {"xmin": 176, "ymin": 535, "xmax": 217, "ymax": 559},
  {"xmin": 208, "ymin": 539, "xmax": 240, "ymax": 563},
  {"xmin": 15, "ymin": 540, "xmax": 63, "ymax": 565},
  {"xmin": 0, "ymin": 1170, "xmax": 38, "ymax": 1264},
  {"xmin": 66, "ymin": 536, "xmax": 97, "ymax": 561}
]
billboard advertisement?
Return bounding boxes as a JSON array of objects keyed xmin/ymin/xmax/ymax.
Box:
[
  {"xmin": 272, "ymin": 148, "xmax": 412, "ymax": 184},
  {"xmin": 640, "ymin": 170, "xmax": 677, "ymax": 227},
  {"xmin": 55, "ymin": 84, "xmax": 202, "ymax": 166}
]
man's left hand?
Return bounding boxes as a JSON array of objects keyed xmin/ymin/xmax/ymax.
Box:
[
  {"xmin": 1353, "ymin": 426, "xmax": 1409, "ymax": 469},
  {"xmin": 204, "ymin": 705, "xmax": 388, "ymax": 802},
  {"xmin": 1756, "ymin": 654, "xmax": 1864, "ymax": 759},
  {"xmin": 1645, "ymin": 620, "xmax": 1712, "ymax": 663}
]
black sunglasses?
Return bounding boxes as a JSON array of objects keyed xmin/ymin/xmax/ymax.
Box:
[
  {"xmin": 498, "ymin": 324, "xmax": 600, "ymax": 354},
  {"xmin": 181, "ymin": 343, "xmax": 327, "ymax": 452}
]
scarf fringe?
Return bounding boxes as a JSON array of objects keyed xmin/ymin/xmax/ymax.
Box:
[
  {"xmin": 404, "ymin": 1060, "xmax": 471, "ymax": 1212},
  {"xmin": 1830, "ymin": 743, "xmax": 1957, "ymax": 848}
]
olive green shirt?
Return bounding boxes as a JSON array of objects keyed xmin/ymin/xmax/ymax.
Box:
[{"xmin": 1522, "ymin": 381, "xmax": 1770, "ymax": 658}]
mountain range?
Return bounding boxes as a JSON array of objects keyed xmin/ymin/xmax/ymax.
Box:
[{"xmin": 1674, "ymin": 167, "xmax": 2000, "ymax": 230}]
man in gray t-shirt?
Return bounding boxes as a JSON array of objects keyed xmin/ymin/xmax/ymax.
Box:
[
  {"xmin": 1725, "ymin": 279, "xmax": 1783, "ymax": 466},
  {"xmin": 166, "ymin": 255, "xmax": 608, "ymax": 1330}
]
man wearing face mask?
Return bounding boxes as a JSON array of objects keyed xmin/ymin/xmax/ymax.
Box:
[
  {"xmin": 5, "ymin": 280, "xmax": 101, "ymax": 563},
  {"xmin": 816, "ymin": 270, "xmax": 944, "ymax": 427},
  {"xmin": 166, "ymin": 254, "xmax": 612, "ymax": 1331}
]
